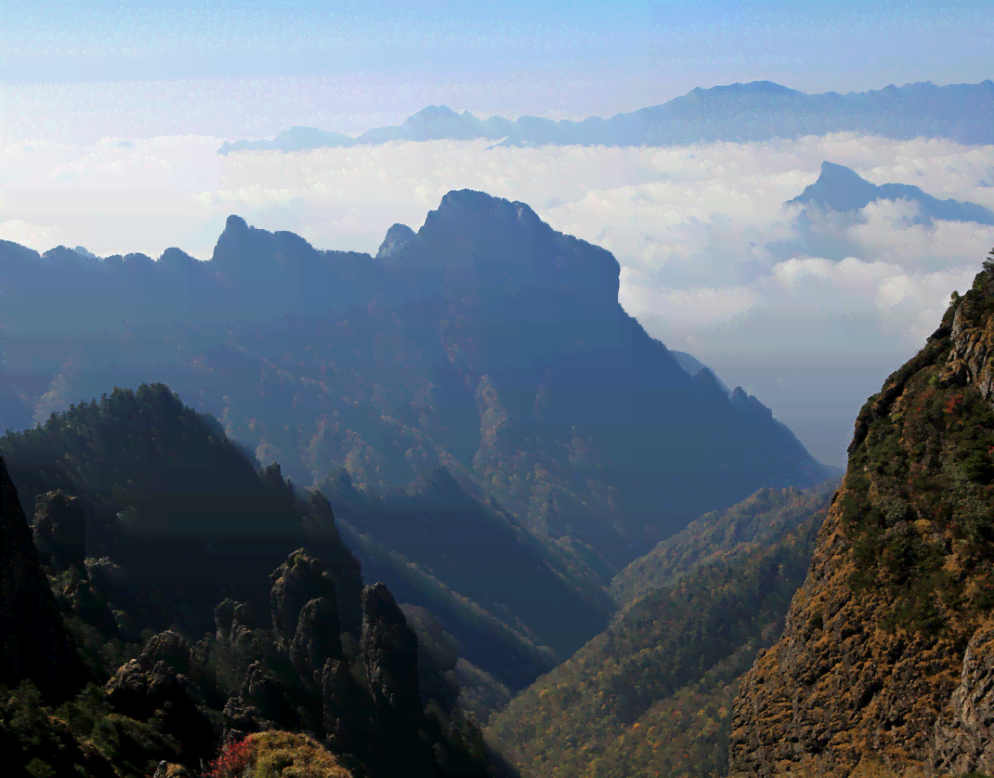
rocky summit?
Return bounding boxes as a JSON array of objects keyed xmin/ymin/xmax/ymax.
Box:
[{"xmin": 727, "ymin": 255, "xmax": 994, "ymax": 778}]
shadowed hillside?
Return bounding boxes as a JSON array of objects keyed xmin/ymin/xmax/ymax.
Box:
[
  {"xmin": 1, "ymin": 190, "xmax": 830, "ymax": 709},
  {"xmin": 0, "ymin": 384, "xmax": 508, "ymax": 778},
  {"xmin": 486, "ymin": 479, "xmax": 834, "ymax": 778}
]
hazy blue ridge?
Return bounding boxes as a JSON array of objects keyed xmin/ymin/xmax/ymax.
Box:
[
  {"xmin": 218, "ymin": 80, "xmax": 994, "ymax": 155},
  {"xmin": 788, "ymin": 160, "xmax": 994, "ymax": 224}
]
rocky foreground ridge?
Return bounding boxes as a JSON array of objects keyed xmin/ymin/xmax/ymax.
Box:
[{"xmin": 728, "ymin": 254, "xmax": 994, "ymax": 778}]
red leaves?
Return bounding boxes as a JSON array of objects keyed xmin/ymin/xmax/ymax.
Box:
[{"xmin": 203, "ymin": 736, "xmax": 253, "ymax": 778}]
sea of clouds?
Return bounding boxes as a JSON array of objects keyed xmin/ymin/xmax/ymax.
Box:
[{"xmin": 4, "ymin": 130, "xmax": 994, "ymax": 466}]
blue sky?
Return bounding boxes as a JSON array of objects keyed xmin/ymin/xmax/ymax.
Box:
[{"xmin": 5, "ymin": 1, "xmax": 993, "ymax": 132}]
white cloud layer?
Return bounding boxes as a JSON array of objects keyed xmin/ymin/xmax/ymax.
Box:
[{"xmin": 4, "ymin": 131, "xmax": 994, "ymax": 466}]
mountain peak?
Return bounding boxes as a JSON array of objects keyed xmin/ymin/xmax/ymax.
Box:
[
  {"xmin": 787, "ymin": 161, "xmax": 881, "ymax": 212},
  {"xmin": 422, "ymin": 189, "xmax": 545, "ymax": 236},
  {"xmin": 787, "ymin": 162, "xmax": 994, "ymax": 224},
  {"xmin": 376, "ymin": 223, "xmax": 417, "ymax": 259},
  {"xmin": 225, "ymin": 214, "xmax": 249, "ymax": 233},
  {"xmin": 405, "ymin": 105, "xmax": 459, "ymax": 120}
]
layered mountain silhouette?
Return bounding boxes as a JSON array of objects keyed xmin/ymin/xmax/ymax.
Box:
[
  {"xmin": 787, "ymin": 160, "xmax": 994, "ymax": 225},
  {"xmin": 0, "ymin": 190, "xmax": 831, "ymax": 717},
  {"xmin": 218, "ymin": 80, "xmax": 994, "ymax": 154}
]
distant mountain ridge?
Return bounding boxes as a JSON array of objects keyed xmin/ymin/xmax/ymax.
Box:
[
  {"xmin": 218, "ymin": 80, "xmax": 994, "ymax": 154},
  {"xmin": 788, "ymin": 160, "xmax": 994, "ymax": 224}
]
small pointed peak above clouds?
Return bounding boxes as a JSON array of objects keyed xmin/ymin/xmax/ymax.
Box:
[
  {"xmin": 405, "ymin": 105, "xmax": 460, "ymax": 121},
  {"xmin": 400, "ymin": 105, "xmax": 489, "ymax": 140},
  {"xmin": 787, "ymin": 162, "xmax": 994, "ymax": 224},
  {"xmin": 788, "ymin": 162, "xmax": 880, "ymax": 212}
]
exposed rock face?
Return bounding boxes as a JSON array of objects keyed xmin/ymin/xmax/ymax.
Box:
[
  {"xmin": 214, "ymin": 597, "xmax": 259, "ymax": 664},
  {"xmin": 292, "ymin": 597, "xmax": 342, "ymax": 685},
  {"xmin": 32, "ymin": 490, "xmax": 87, "ymax": 572},
  {"xmin": 270, "ymin": 549, "xmax": 342, "ymax": 683},
  {"xmin": 321, "ymin": 657, "xmax": 365, "ymax": 753},
  {"xmin": 271, "ymin": 550, "xmax": 339, "ymax": 645},
  {"xmin": 105, "ymin": 630, "xmax": 216, "ymax": 766},
  {"xmin": 222, "ymin": 660, "xmax": 297, "ymax": 742},
  {"xmin": 305, "ymin": 492, "xmax": 364, "ymax": 641},
  {"xmin": 360, "ymin": 582, "xmax": 434, "ymax": 778},
  {"xmin": 728, "ymin": 262, "xmax": 994, "ymax": 778},
  {"xmin": 931, "ymin": 621, "xmax": 994, "ymax": 776},
  {"xmin": 0, "ymin": 454, "xmax": 88, "ymax": 701},
  {"xmin": 141, "ymin": 629, "xmax": 193, "ymax": 674},
  {"xmin": 360, "ymin": 582, "xmax": 423, "ymax": 720}
]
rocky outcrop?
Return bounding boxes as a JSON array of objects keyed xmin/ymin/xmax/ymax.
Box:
[
  {"xmin": 321, "ymin": 657, "xmax": 365, "ymax": 753},
  {"xmin": 292, "ymin": 597, "xmax": 342, "ymax": 685},
  {"xmin": 728, "ymin": 259, "xmax": 994, "ymax": 778},
  {"xmin": 930, "ymin": 621, "xmax": 994, "ymax": 776},
  {"xmin": 304, "ymin": 492, "xmax": 364, "ymax": 641},
  {"xmin": 222, "ymin": 660, "xmax": 298, "ymax": 741},
  {"xmin": 32, "ymin": 490, "xmax": 87, "ymax": 573},
  {"xmin": 105, "ymin": 630, "xmax": 216, "ymax": 766},
  {"xmin": 271, "ymin": 551, "xmax": 338, "ymax": 645},
  {"xmin": 214, "ymin": 598, "xmax": 260, "ymax": 667},
  {"xmin": 360, "ymin": 582, "xmax": 435, "ymax": 777},
  {"xmin": 0, "ymin": 454, "xmax": 89, "ymax": 701},
  {"xmin": 361, "ymin": 582, "xmax": 423, "ymax": 720},
  {"xmin": 270, "ymin": 549, "xmax": 343, "ymax": 684}
]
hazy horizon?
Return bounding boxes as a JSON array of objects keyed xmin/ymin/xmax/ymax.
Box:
[{"xmin": 4, "ymin": 0, "xmax": 994, "ymax": 468}]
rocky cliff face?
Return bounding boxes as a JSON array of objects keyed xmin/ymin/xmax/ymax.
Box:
[
  {"xmin": 728, "ymin": 259, "xmax": 994, "ymax": 778},
  {"xmin": 931, "ymin": 620, "xmax": 994, "ymax": 775}
]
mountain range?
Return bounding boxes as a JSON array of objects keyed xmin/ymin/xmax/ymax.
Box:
[
  {"xmin": 218, "ymin": 80, "xmax": 994, "ymax": 154},
  {"xmin": 0, "ymin": 189, "xmax": 832, "ymax": 727},
  {"xmin": 6, "ymin": 170, "xmax": 994, "ymax": 777}
]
